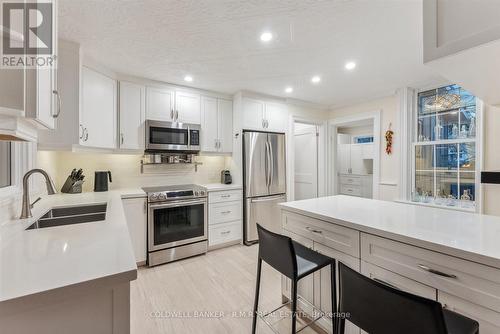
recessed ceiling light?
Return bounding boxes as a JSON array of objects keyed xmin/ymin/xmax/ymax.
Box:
[
  {"xmin": 285, "ymin": 86, "xmax": 293, "ymax": 94},
  {"xmin": 345, "ymin": 61, "xmax": 356, "ymax": 70},
  {"xmin": 260, "ymin": 32, "xmax": 273, "ymax": 42},
  {"xmin": 311, "ymin": 75, "xmax": 321, "ymax": 84},
  {"xmin": 184, "ymin": 75, "xmax": 193, "ymax": 82}
]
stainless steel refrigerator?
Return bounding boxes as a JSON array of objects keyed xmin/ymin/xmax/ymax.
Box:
[{"xmin": 243, "ymin": 131, "xmax": 286, "ymax": 245}]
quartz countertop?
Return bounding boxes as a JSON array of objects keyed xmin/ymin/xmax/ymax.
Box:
[
  {"xmin": 0, "ymin": 190, "xmax": 139, "ymax": 303},
  {"xmin": 202, "ymin": 183, "xmax": 243, "ymax": 192},
  {"xmin": 280, "ymin": 195, "xmax": 500, "ymax": 268}
]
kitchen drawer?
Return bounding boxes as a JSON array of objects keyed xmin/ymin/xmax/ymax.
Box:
[
  {"xmin": 340, "ymin": 184, "xmax": 362, "ymax": 196},
  {"xmin": 208, "ymin": 221, "xmax": 242, "ymax": 246},
  {"xmin": 208, "ymin": 190, "xmax": 242, "ymax": 204},
  {"xmin": 439, "ymin": 291, "xmax": 500, "ymax": 334},
  {"xmin": 361, "ymin": 261, "xmax": 436, "ymax": 300},
  {"xmin": 339, "ymin": 175, "xmax": 362, "ymax": 186},
  {"xmin": 361, "ymin": 233, "xmax": 500, "ymax": 313},
  {"xmin": 282, "ymin": 211, "xmax": 360, "ymax": 258},
  {"xmin": 209, "ymin": 201, "xmax": 242, "ymax": 225}
]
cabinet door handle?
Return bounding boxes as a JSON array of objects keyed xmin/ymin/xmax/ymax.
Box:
[
  {"xmin": 417, "ymin": 264, "xmax": 457, "ymax": 279},
  {"xmin": 221, "ymin": 210, "xmax": 231, "ymax": 214},
  {"xmin": 79, "ymin": 124, "xmax": 84, "ymax": 139},
  {"xmin": 120, "ymin": 133, "xmax": 124, "ymax": 145},
  {"xmin": 84, "ymin": 128, "xmax": 89, "ymax": 142},
  {"xmin": 170, "ymin": 109, "xmax": 174, "ymax": 120},
  {"xmin": 175, "ymin": 110, "xmax": 179, "ymax": 120},
  {"xmin": 221, "ymin": 230, "xmax": 231, "ymax": 235},
  {"xmin": 221, "ymin": 194, "xmax": 231, "ymax": 198},
  {"xmin": 266, "ymin": 120, "xmax": 269, "ymax": 128},
  {"xmin": 52, "ymin": 90, "xmax": 61, "ymax": 118},
  {"xmin": 305, "ymin": 226, "xmax": 322, "ymax": 234}
]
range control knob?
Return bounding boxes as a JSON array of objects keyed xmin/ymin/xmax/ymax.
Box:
[
  {"xmin": 150, "ymin": 194, "xmax": 158, "ymax": 201},
  {"xmin": 158, "ymin": 193, "xmax": 166, "ymax": 200},
  {"xmin": 194, "ymin": 191, "xmax": 199, "ymax": 196},
  {"xmin": 200, "ymin": 190, "xmax": 205, "ymax": 196}
]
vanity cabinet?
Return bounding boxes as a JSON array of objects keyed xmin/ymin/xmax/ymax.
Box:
[
  {"xmin": 207, "ymin": 189, "xmax": 242, "ymax": 249},
  {"xmin": 241, "ymin": 97, "xmax": 288, "ymax": 133},
  {"xmin": 122, "ymin": 197, "xmax": 147, "ymax": 265},
  {"xmin": 201, "ymin": 96, "xmax": 233, "ymax": 153},
  {"xmin": 281, "ymin": 208, "xmax": 500, "ymax": 334},
  {"xmin": 119, "ymin": 81, "xmax": 145, "ymax": 150}
]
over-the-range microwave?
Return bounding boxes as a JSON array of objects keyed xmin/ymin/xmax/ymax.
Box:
[{"xmin": 145, "ymin": 120, "xmax": 200, "ymax": 152}]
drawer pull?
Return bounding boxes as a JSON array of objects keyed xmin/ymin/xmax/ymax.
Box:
[
  {"xmin": 417, "ymin": 264, "xmax": 457, "ymax": 279},
  {"xmin": 221, "ymin": 195, "xmax": 231, "ymax": 198},
  {"xmin": 306, "ymin": 226, "xmax": 323, "ymax": 234},
  {"xmin": 373, "ymin": 278, "xmax": 399, "ymax": 290},
  {"xmin": 221, "ymin": 230, "xmax": 231, "ymax": 235},
  {"xmin": 221, "ymin": 210, "xmax": 232, "ymax": 214}
]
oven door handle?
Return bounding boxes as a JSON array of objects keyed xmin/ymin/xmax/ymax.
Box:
[{"xmin": 149, "ymin": 199, "xmax": 207, "ymax": 209}]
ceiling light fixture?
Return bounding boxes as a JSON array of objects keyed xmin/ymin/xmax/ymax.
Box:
[
  {"xmin": 184, "ymin": 75, "xmax": 193, "ymax": 82},
  {"xmin": 345, "ymin": 61, "xmax": 356, "ymax": 70},
  {"xmin": 285, "ymin": 86, "xmax": 293, "ymax": 94},
  {"xmin": 260, "ymin": 32, "xmax": 273, "ymax": 42},
  {"xmin": 311, "ymin": 75, "xmax": 321, "ymax": 84}
]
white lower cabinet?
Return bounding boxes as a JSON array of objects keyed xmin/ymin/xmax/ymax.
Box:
[
  {"xmin": 208, "ymin": 189, "xmax": 242, "ymax": 248},
  {"xmin": 122, "ymin": 198, "xmax": 147, "ymax": 264}
]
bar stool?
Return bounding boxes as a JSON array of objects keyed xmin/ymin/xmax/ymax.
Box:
[
  {"xmin": 252, "ymin": 224, "xmax": 337, "ymax": 334},
  {"xmin": 337, "ymin": 262, "xmax": 479, "ymax": 334}
]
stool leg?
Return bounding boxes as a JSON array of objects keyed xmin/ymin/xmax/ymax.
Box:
[
  {"xmin": 331, "ymin": 262, "xmax": 337, "ymax": 334},
  {"xmin": 291, "ymin": 279, "xmax": 298, "ymax": 334},
  {"xmin": 252, "ymin": 258, "xmax": 262, "ymax": 334}
]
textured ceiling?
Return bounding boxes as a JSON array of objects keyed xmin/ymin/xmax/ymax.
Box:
[{"xmin": 58, "ymin": 0, "xmax": 444, "ymax": 107}]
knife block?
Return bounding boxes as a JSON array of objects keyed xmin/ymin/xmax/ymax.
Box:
[{"xmin": 60, "ymin": 176, "xmax": 84, "ymax": 194}]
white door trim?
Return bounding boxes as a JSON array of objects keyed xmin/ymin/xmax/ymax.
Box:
[
  {"xmin": 328, "ymin": 110, "xmax": 381, "ymax": 199},
  {"xmin": 287, "ymin": 116, "xmax": 327, "ymax": 202}
]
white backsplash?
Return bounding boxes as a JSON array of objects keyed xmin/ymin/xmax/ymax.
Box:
[{"xmin": 37, "ymin": 151, "xmax": 231, "ymax": 192}]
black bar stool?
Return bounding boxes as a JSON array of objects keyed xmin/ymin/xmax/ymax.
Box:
[
  {"xmin": 252, "ymin": 224, "xmax": 337, "ymax": 334},
  {"xmin": 337, "ymin": 262, "xmax": 479, "ymax": 334}
]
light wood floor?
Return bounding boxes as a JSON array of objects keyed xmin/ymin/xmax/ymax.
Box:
[{"xmin": 131, "ymin": 244, "xmax": 325, "ymax": 334}]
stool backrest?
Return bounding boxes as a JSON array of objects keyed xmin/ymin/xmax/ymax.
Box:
[
  {"xmin": 338, "ymin": 262, "xmax": 448, "ymax": 334},
  {"xmin": 256, "ymin": 224, "xmax": 297, "ymax": 279}
]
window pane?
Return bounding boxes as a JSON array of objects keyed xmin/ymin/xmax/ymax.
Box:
[
  {"xmin": 437, "ymin": 111, "xmax": 459, "ymax": 140},
  {"xmin": 417, "ymin": 115, "xmax": 435, "ymax": 142},
  {"xmin": 459, "ymin": 106, "xmax": 476, "ymax": 139},
  {"xmin": 415, "ymin": 171, "xmax": 433, "ymax": 197},
  {"xmin": 436, "ymin": 144, "xmax": 458, "ymax": 171},
  {"xmin": 436, "ymin": 171, "xmax": 458, "ymax": 199},
  {"xmin": 415, "ymin": 145, "xmax": 433, "ymax": 170},
  {"xmin": 459, "ymin": 143, "xmax": 475, "ymax": 171},
  {"xmin": 0, "ymin": 142, "xmax": 11, "ymax": 188}
]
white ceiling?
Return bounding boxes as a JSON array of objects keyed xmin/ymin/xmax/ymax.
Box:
[{"xmin": 59, "ymin": 0, "xmax": 444, "ymax": 108}]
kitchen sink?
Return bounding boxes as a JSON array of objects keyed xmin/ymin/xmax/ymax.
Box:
[{"xmin": 26, "ymin": 204, "xmax": 107, "ymax": 230}]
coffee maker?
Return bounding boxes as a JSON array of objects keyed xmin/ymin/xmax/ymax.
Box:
[{"xmin": 94, "ymin": 171, "xmax": 112, "ymax": 192}]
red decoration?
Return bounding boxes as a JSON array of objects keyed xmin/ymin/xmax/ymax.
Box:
[{"xmin": 385, "ymin": 123, "xmax": 394, "ymax": 155}]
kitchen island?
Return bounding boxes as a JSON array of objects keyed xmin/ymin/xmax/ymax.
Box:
[
  {"xmin": 279, "ymin": 195, "xmax": 500, "ymax": 334},
  {"xmin": 0, "ymin": 190, "xmax": 141, "ymax": 334}
]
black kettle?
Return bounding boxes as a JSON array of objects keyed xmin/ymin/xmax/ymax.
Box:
[{"xmin": 94, "ymin": 171, "xmax": 112, "ymax": 192}]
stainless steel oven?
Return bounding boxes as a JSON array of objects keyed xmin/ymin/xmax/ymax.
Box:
[
  {"xmin": 144, "ymin": 184, "xmax": 207, "ymax": 266},
  {"xmin": 145, "ymin": 120, "xmax": 200, "ymax": 152}
]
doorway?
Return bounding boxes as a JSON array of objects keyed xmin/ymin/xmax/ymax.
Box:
[
  {"xmin": 329, "ymin": 111, "xmax": 381, "ymax": 199},
  {"xmin": 294, "ymin": 122, "xmax": 319, "ymax": 200}
]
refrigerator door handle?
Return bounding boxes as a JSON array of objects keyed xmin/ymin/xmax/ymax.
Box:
[
  {"xmin": 269, "ymin": 140, "xmax": 274, "ymax": 187},
  {"xmin": 251, "ymin": 194, "xmax": 286, "ymax": 203},
  {"xmin": 265, "ymin": 141, "xmax": 271, "ymax": 187}
]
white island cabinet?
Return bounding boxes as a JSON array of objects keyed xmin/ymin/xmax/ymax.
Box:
[{"xmin": 280, "ymin": 195, "xmax": 500, "ymax": 334}]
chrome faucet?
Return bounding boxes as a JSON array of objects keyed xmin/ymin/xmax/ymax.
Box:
[{"xmin": 20, "ymin": 169, "xmax": 57, "ymax": 219}]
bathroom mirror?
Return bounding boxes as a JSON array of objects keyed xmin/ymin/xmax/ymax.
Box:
[{"xmin": 0, "ymin": 141, "xmax": 11, "ymax": 188}]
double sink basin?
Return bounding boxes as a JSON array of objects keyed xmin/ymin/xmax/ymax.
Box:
[{"xmin": 26, "ymin": 203, "xmax": 107, "ymax": 230}]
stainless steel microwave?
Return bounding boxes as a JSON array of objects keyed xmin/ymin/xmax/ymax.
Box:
[{"xmin": 145, "ymin": 120, "xmax": 200, "ymax": 152}]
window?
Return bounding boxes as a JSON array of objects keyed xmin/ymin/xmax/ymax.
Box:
[
  {"xmin": 353, "ymin": 135, "xmax": 374, "ymax": 144},
  {"xmin": 0, "ymin": 141, "xmax": 11, "ymax": 188},
  {"xmin": 413, "ymin": 84, "xmax": 478, "ymax": 210}
]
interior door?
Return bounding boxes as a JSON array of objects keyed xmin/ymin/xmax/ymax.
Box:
[
  {"xmin": 268, "ymin": 133, "xmax": 286, "ymax": 195},
  {"xmin": 119, "ymin": 81, "xmax": 145, "ymax": 150},
  {"xmin": 244, "ymin": 132, "xmax": 269, "ymax": 198},
  {"xmin": 201, "ymin": 96, "xmax": 218, "ymax": 152},
  {"xmin": 294, "ymin": 124, "xmax": 318, "ymax": 200}
]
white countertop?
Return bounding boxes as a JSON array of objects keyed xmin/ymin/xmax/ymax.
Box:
[
  {"xmin": 202, "ymin": 183, "xmax": 243, "ymax": 192},
  {"xmin": 0, "ymin": 191, "xmax": 139, "ymax": 303},
  {"xmin": 280, "ymin": 195, "xmax": 500, "ymax": 268}
]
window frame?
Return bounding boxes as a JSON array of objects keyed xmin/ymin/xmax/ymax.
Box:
[{"xmin": 409, "ymin": 85, "xmax": 483, "ymax": 213}]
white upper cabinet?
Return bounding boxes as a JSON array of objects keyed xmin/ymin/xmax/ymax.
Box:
[
  {"xmin": 175, "ymin": 91, "xmax": 200, "ymax": 124},
  {"xmin": 201, "ymin": 96, "xmax": 219, "ymax": 152},
  {"xmin": 265, "ymin": 102, "xmax": 288, "ymax": 132},
  {"xmin": 241, "ymin": 97, "xmax": 288, "ymax": 132},
  {"xmin": 146, "ymin": 87, "xmax": 174, "ymax": 122},
  {"xmin": 81, "ymin": 66, "xmax": 117, "ymax": 149},
  {"xmin": 201, "ymin": 96, "xmax": 233, "ymax": 153},
  {"xmin": 119, "ymin": 81, "xmax": 145, "ymax": 150},
  {"xmin": 242, "ymin": 98, "xmax": 265, "ymax": 130},
  {"xmin": 423, "ymin": 0, "xmax": 500, "ymax": 106},
  {"xmin": 218, "ymin": 99, "xmax": 233, "ymax": 153}
]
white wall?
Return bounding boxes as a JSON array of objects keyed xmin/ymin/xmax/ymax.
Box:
[
  {"xmin": 37, "ymin": 152, "xmax": 226, "ymax": 192},
  {"xmin": 330, "ymin": 95, "xmax": 399, "ymax": 201},
  {"xmin": 338, "ymin": 125, "xmax": 373, "ymax": 137}
]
